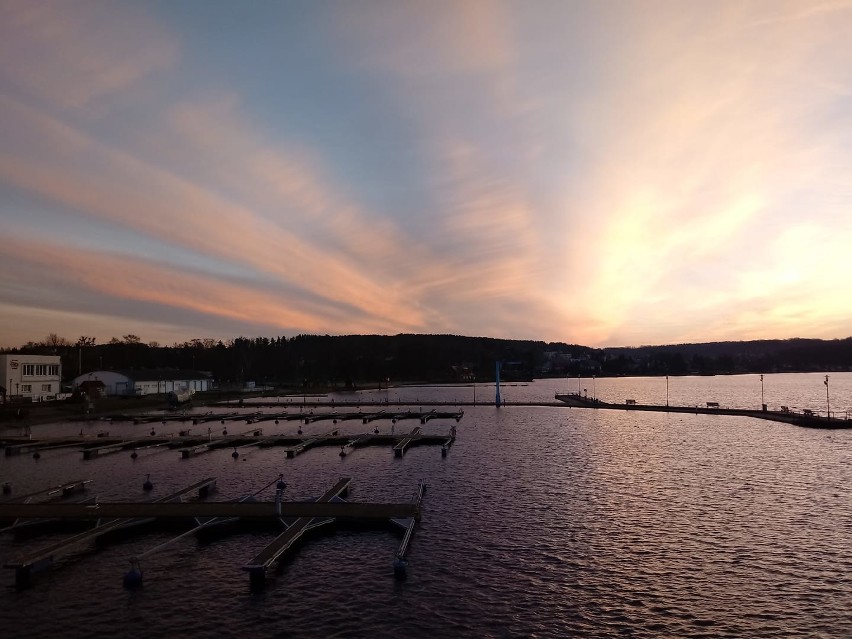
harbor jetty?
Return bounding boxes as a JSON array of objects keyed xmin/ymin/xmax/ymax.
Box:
[
  {"xmin": 554, "ymin": 393, "xmax": 850, "ymax": 428},
  {"xmin": 1, "ymin": 476, "xmax": 424, "ymax": 589}
]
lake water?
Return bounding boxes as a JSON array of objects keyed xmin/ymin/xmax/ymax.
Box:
[{"xmin": 2, "ymin": 373, "xmax": 851, "ymax": 638}]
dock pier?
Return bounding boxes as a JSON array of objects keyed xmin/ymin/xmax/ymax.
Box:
[
  {"xmin": 393, "ymin": 427, "xmax": 421, "ymax": 457},
  {"xmin": 391, "ymin": 479, "xmax": 426, "ymax": 578},
  {"xmin": 554, "ymin": 393, "xmax": 849, "ymax": 428},
  {"xmin": 243, "ymin": 477, "xmax": 350, "ymax": 590},
  {"xmin": 4, "ymin": 477, "xmax": 217, "ymax": 588}
]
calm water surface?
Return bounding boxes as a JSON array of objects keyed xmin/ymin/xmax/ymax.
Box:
[{"xmin": 2, "ymin": 375, "xmax": 851, "ymax": 637}]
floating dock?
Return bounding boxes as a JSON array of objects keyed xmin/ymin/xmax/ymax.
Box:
[
  {"xmin": 4, "ymin": 477, "xmax": 216, "ymax": 588},
  {"xmin": 1, "ymin": 476, "xmax": 424, "ymax": 590},
  {"xmin": 243, "ymin": 477, "xmax": 351, "ymax": 590},
  {"xmin": 554, "ymin": 393, "xmax": 851, "ymax": 428}
]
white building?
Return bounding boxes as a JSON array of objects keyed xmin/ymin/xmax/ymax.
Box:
[
  {"xmin": 0, "ymin": 354, "xmax": 62, "ymax": 402},
  {"xmin": 71, "ymin": 369, "xmax": 213, "ymax": 397}
]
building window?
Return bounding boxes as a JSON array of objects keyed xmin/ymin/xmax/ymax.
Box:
[
  {"xmin": 21, "ymin": 364, "xmax": 58, "ymax": 376},
  {"xmin": 21, "ymin": 384, "xmax": 32, "ymax": 393},
  {"xmin": 42, "ymin": 384, "xmax": 52, "ymax": 392}
]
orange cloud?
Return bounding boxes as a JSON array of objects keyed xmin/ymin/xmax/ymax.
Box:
[
  {"xmin": 0, "ymin": 96, "xmax": 427, "ymax": 330},
  {"xmin": 0, "ymin": 236, "xmax": 414, "ymax": 336}
]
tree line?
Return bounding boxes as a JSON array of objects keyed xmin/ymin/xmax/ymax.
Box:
[{"xmin": 3, "ymin": 333, "xmax": 851, "ymax": 388}]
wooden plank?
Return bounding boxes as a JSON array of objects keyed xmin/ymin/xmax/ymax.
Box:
[
  {"xmin": 4, "ymin": 478, "xmax": 217, "ymax": 580},
  {"xmin": 0, "ymin": 501, "xmax": 416, "ymax": 520},
  {"xmin": 1, "ymin": 479, "xmax": 91, "ymax": 504},
  {"xmin": 243, "ymin": 477, "xmax": 351, "ymax": 577},
  {"xmin": 393, "ymin": 427, "xmax": 421, "ymax": 457}
]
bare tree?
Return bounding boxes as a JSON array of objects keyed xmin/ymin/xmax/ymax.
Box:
[{"xmin": 44, "ymin": 333, "xmax": 71, "ymax": 347}]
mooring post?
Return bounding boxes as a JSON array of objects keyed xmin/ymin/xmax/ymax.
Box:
[
  {"xmin": 495, "ymin": 361, "xmax": 502, "ymax": 408},
  {"xmin": 275, "ymin": 474, "xmax": 285, "ymax": 516}
]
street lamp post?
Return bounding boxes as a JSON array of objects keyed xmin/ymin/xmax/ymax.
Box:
[{"xmin": 760, "ymin": 374, "xmax": 765, "ymax": 410}]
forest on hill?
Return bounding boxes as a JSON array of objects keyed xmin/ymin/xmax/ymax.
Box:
[{"xmin": 4, "ymin": 333, "xmax": 852, "ymax": 388}]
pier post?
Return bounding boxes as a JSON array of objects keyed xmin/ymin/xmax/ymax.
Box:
[{"xmin": 495, "ymin": 361, "xmax": 502, "ymax": 408}]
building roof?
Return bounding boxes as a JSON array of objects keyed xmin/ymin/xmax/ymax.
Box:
[{"xmin": 114, "ymin": 369, "xmax": 212, "ymax": 382}]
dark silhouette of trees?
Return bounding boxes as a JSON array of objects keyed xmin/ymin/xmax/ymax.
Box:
[{"xmin": 3, "ymin": 333, "xmax": 851, "ymax": 387}]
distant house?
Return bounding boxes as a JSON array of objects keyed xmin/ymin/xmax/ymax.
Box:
[
  {"xmin": 71, "ymin": 369, "xmax": 213, "ymax": 397},
  {"xmin": 0, "ymin": 354, "xmax": 62, "ymax": 402}
]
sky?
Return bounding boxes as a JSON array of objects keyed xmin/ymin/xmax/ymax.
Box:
[{"xmin": 1, "ymin": 0, "xmax": 851, "ymax": 349}]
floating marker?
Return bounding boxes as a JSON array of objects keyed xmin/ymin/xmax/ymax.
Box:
[{"xmin": 123, "ymin": 558, "xmax": 143, "ymax": 588}]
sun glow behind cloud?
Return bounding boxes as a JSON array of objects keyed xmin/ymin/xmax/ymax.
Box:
[{"xmin": 1, "ymin": 0, "xmax": 851, "ymax": 347}]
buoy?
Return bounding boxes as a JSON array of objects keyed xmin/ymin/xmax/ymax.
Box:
[
  {"xmin": 150, "ymin": 429, "xmax": 156, "ymax": 436},
  {"xmin": 339, "ymin": 446, "xmax": 346, "ymax": 457},
  {"xmin": 222, "ymin": 428, "xmax": 228, "ymax": 436},
  {"xmin": 374, "ymin": 426, "xmax": 379, "ymax": 434},
  {"xmin": 393, "ymin": 556, "xmax": 408, "ymax": 579},
  {"xmin": 441, "ymin": 445, "xmax": 448, "ymax": 457},
  {"xmin": 130, "ymin": 449, "xmax": 138, "ymax": 459},
  {"xmin": 275, "ymin": 419, "xmax": 279, "ymax": 425},
  {"xmin": 2, "ymin": 482, "xmax": 11, "ymax": 495},
  {"xmin": 123, "ymin": 559, "xmax": 143, "ymax": 588},
  {"xmin": 32, "ymin": 451, "xmax": 41, "ymax": 460},
  {"xmin": 232, "ymin": 448, "xmax": 239, "ymax": 459},
  {"xmin": 297, "ymin": 428, "xmax": 303, "ymax": 435},
  {"xmin": 143, "ymin": 474, "xmax": 153, "ymax": 491}
]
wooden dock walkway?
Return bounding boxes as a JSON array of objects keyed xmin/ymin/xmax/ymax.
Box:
[
  {"xmin": 282, "ymin": 429, "xmax": 339, "ymax": 458},
  {"xmin": 1, "ymin": 476, "xmax": 426, "ymax": 590},
  {"xmin": 0, "ymin": 500, "xmax": 417, "ymax": 521},
  {"xmin": 393, "ymin": 427, "xmax": 421, "ymax": 457},
  {"xmin": 4, "ymin": 477, "xmax": 216, "ymax": 587},
  {"xmin": 243, "ymin": 477, "xmax": 351, "ymax": 589},
  {"xmin": 391, "ymin": 480, "xmax": 426, "ymax": 578},
  {"xmin": 1, "ymin": 479, "xmax": 92, "ymax": 505},
  {"xmin": 554, "ymin": 393, "xmax": 851, "ymax": 428}
]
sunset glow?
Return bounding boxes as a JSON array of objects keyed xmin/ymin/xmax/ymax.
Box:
[{"xmin": 2, "ymin": 0, "xmax": 851, "ymax": 347}]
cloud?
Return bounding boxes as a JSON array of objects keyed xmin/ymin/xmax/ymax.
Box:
[
  {"xmin": 2, "ymin": 1, "xmax": 852, "ymax": 347},
  {"xmin": 0, "ymin": 0, "xmax": 178, "ymax": 109},
  {"xmin": 559, "ymin": 1, "xmax": 852, "ymax": 344},
  {"xmin": 0, "ymin": 234, "xmax": 419, "ymax": 339},
  {"xmin": 0, "ymin": 95, "xmax": 431, "ymax": 331}
]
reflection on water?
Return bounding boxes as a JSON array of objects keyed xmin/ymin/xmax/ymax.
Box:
[{"xmin": 1, "ymin": 377, "xmax": 851, "ymax": 638}]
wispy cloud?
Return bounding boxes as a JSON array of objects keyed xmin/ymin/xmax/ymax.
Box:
[{"xmin": 0, "ymin": 0, "xmax": 178, "ymax": 109}]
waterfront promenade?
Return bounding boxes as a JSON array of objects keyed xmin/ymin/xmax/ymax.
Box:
[{"xmin": 553, "ymin": 392, "xmax": 849, "ymax": 428}]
